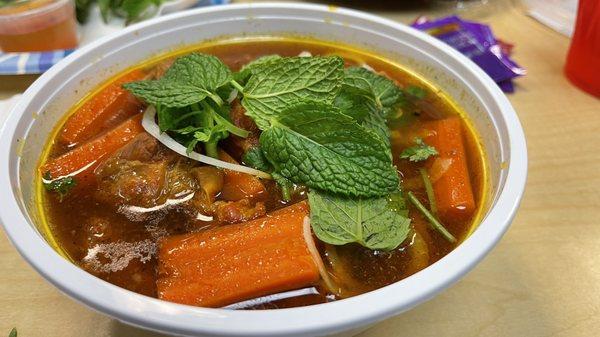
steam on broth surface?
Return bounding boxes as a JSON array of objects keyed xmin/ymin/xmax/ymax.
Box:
[{"xmin": 38, "ymin": 37, "xmax": 487, "ymax": 309}]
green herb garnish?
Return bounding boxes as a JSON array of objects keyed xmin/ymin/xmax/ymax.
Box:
[
  {"xmin": 405, "ymin": 85, "xmax": 427, "ymax": 99},
  {"xmin": 77, "ymin": 0, "xmax": 166, "ymax": 24},
  {"xmin": 419, "ymin": 168, "xmax": 438, "ymax": 215},
  {"xmin": 42, "ymin": 172, "xmax": 76, "ymax": 201},
  {"xmin": 400, "ymin": 137, "xmax": 438, "ymax": 162},
  {"xmin": 259, "ymin": 101, "xmax": 399, "ymax": 197},
  {"xmin": 309, "ymin": 190, "xmax": 411, "ymax": 251},
  {"xmin": 124, "ymin": 53, "xmax": 231, "ymax": 108},
  {"xmin": 240, "ymin": 56, "xmax": 344, "ymax": 130},
  {"xmin": 243, "ymin": 147, "xmax": 292, "ymax": 201},
  {"xmin": 234, "ymin": 55, "xmax": 282, "ymax": 85},
  {"xmin": 125, "ymin": 54, "xmax": 248, "ymax": 158},
  {"xmin": 407, "ymin": 191, "xmax": 455, "ymax": 243},
  {"xmin": 8, "ymin": 328, "xmax": 16, "ymax": 337},
  {"xmin": 345, "ymin": 67, "xmax": 405, "ymax": 116}
]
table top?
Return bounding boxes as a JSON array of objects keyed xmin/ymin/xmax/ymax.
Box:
[{"xmin": 2, "ymin": 1, "xmax": 600, "ymax": 337}]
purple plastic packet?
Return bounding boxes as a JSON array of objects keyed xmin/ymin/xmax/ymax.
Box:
[{"xmin": 411, "ymin": 16, "xmax": 525, "ymax": 92}]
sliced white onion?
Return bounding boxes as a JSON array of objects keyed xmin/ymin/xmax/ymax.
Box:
[
  {"xmin": 223, "ymin": 287, "xmax": 319, "ymax": 309},
  {"xmin": 361, "ymin": 63, "xmax": 375, "ymax": 71},
  {"xmin": 142, "ymin": 106, "xmax": 271, "ymax": 179},
  {"xmin": 303, "ymin": 216, "xmax": 338, "ymax": 295},
  {"xmin": 120, "ymin": 192, "xmax": 195, "ymax": 214},
  {"xmin": 298, "ymin": 51, "xmax": 312, "ymax": 57}
]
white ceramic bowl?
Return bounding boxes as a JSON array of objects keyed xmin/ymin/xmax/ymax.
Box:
[{"xmin": 0, "ymin": 3, "xmax": 527, "ymax": 337}]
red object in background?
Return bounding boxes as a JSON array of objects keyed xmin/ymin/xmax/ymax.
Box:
[{"xmin": 565, "ymin": 0, "xmax": 600, "ymax": 98}]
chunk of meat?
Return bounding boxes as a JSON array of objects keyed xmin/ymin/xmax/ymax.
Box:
[
  {"xmin": 191, "ymin": 166, "xmax": 223, "ymax": 203},
  {"xmin": 94, "ymin": 133, "xmax": 198, "ymax": 210},
  {"xmin": 213, "ymin": 199, "xmax": 266, "ymax": 224}
]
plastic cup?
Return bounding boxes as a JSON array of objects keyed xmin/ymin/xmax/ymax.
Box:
[
  {"xmin": 564, "ymin": 0, "xmax": 600, "ymax": 97},
  {"xmin": 0, "ymin": 0, "xmax": 78, "ymax": 52}
]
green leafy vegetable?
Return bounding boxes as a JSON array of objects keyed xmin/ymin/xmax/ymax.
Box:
[
  {"xmin": 243, "ymin": 147, "xmax": 293, "ymax": 201},
  {"xmin": 242, "ymin": 147, "xmax": 272, "ymax": 172},
  {"xmin": 259, "ymin": 101, "xmax": 398, "ymax": 197},
  {"xmin": 234, "ymin": 55, "xmax": 282, "ymax": 85},
  {"xmin": 405, "ymin": 85, "xmax": 427, "ymax": 99},
  {"xmin": 124, "ymin": 53, "xmax": 232, "ymax": 108},
  {"xmin": 42, "ymin": 172, "xmax": 76, "ymax": 201},
  {"xmin": 241, "ymin": 56, "xmax": 344, "ymax": 130},
  {"xmin": 8, "ymin": 328, "xmax": 16, "ymax": 337},
  {"xmin": 400, "ymin": 137, "xmax": 438, "ymax": 162},
  {"xmin": 308, "ymin": 190, "xmax": 411, "ymax": 250},
  {"xmin": 407, "ymin": 191, "xmax": 456, "ymax": 243},
  {"xmin": 345, "ymin": 67, "xmax": 405, "ymax": 116},
  {"xmin": 334, "ymin": 73, "xmax": 376, "ymax": 122},
  {"xmin": 419, "ymin": 168, "xmax": 438, "ymax": 215},
  {"xmin": 76, "ymin": 0, "xmax": 165, "ymax": 24},
  {"xmin": 75, "ymin": 0, "xmax": 94, "ymax": 22}
]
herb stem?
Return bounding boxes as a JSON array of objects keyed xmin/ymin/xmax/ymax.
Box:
[
  {"xmin": 230, "ymin": 79, "xmax": 244, "ymax": 93},
  {"xmin": 407, "ymin": 191, "xmax": 456, "ymax": 243},
  {"xmin": 204, "ymin": 141, "xmax": 219, "ymax": 158},
  {"xmin": 206, "ymin": 92, "xmax": 224, "ymax": 107},
  {"xmin": 172, "ymin": 110, "xmax": 202, "ymax": 126},
  {"xmin": 210, "ymin": 108, "xmax": 250, "ymax": 138},
  {"xmin": 419, "ymin": 168, "xmax": 438, "ymax": 215}
]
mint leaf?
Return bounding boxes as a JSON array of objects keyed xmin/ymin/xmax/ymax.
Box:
[
  {"xmin": 334, "ymin": 74, "xmax": 375, "ymax": 122},
  {"xmin": 308, "ymin": 190, "xmax": 411, "ymax": 251},
  {"xmin": 242, "ymin": 147, "xmax": 272, "ymax": 172},
  {"xmin": 335, "ymin": 69, "xmax": 391, "ymax": 147},
  {"xmin": 234, "ymin": 55, "xmax": 282, "ymax": 85},
  {"xmin": 400, "ymin": 137, "xmax": 438, "ymax": 162},
  {"xmin": 346, "ymin": 67, "xmax": 404, "ymax": 116},
  {"xmin": 260, "ymin": 101, "xmax": 399, "ymax": 197},
  {"xmin": 124, "ymin": 53, "xmax": 231, "ymax": 108},
  {"xmin": 241, "ymin": 56, "xmax": 344, "ymax": 130}
]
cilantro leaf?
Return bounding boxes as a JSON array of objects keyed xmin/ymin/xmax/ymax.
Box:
[
  {"xmin": 400, "ymin": 137, "xmax": 438, "ymax": 162},
  {"xmin": 42, "ymin": 172, "xmax": 76, "ymax": 200},
  {"xmin": 124, "ymin": 53, "xmax": 232, "ymax": 108},
  {"xmin": 259, "ymin": 101, "xmax": 399, "ymax": 198},
  {"xmin": 241, "ymin": 56, "xmax": 344, "ymax": 130},
  {"xmin": 308, "ymin": 190, "xmax": 411, "ymax": 251}
]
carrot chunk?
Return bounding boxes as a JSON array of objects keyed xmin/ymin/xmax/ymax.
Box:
[
  {"xmin": 157, "ymin": 201, "xmax": 320, "ymax": 308},
  {"xmin": 423, "ymin": 117, "xmax": 475, "ymax": 223},
  {"xmin": 59, "ymin": 69, "xmax": 146, "ymax": 147},
  {"xmin": 218, "ymin": 149, "xmax": 266, "ymax": 201},
  {"xmin": 41, "ymin": 114, "xmax": 144, "ymax": 188}
]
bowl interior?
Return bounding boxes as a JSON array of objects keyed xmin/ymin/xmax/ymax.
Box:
[
  {"xmin": 2, "ymin": 4, "xmax": 520, "ymax": 336},
  {"xmin": 17, "ymin": 8, "xmax": 507, "ymax": 236}
]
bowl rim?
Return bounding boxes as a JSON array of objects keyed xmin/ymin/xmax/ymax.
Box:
[{"xmin": 0, "ymin": 3, "xmax": 528, "ymax": 337}]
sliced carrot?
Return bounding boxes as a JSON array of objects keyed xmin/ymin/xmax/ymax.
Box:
[
  {"xmin": 423, "ymin": 117, "xmax": 475, "ymax": 223},
  {"xmin": 157, "ymin": 201, "xmax": 320, "ymax": 308},
  {"xmin": 218, "ymin": 149, "xmax": 266, "ymax": 201},
  {"xmin": 41, "ymin": 114, "xmax": 145, "ymax": 188},
  {"xmin": 59, "ymin": 69, "xmax": 146, "ymax": 147}
]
